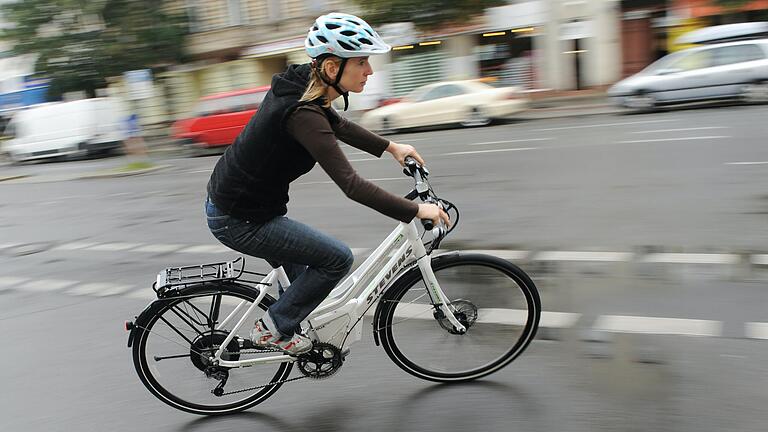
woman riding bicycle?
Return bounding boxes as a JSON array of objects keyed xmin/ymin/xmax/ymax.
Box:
[{"xmin": 205, "ymin": 13, "xmax": 450, "ymax": 355}]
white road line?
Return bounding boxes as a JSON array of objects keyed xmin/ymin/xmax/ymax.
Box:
[
  {"xmin": 387, "ymin": 304, "xmax": 579, "ymax": 328},
  {"xmin": 133, "ymin": 244, "xmax": 186, "ymax": 253},
  {"xmin": 188, "ymin": 169, "xmax": 213, "ymax": 174},
  {"xmin": 0, "ymin": 276, "xmax": 29, "ymax": 289},
  {"xmin": 617, "ymin": 136, "xmax": 730, "ymax": 144},
  {"xmin": 533, "ymin": 119, "xmax": 677, "ymax": 132},
  {"xmin": 726, "ymin": 161, "xmax": 768, "ymax": 166},
  {"xmin": 179, "ymin": 245, "xmax": 232, "ymax": 254},
  {"xmin": 67, "ymin": 282, "xmax": 134, "ymax": 297},
  {"xmin": 124, "ymin": 289, "xmax": 156, "ymax": 301},
  {"xmin": 88, "ymin": 243, "xmax": 142, "ymax": 252},
  {"xmin": 631, "ymin": 126, "xmax": 729, "ymax": 134},
  {"xmin": 398, "ymin": 138, "xmax": 429, "ymax": 142},
  {"xmin": 745, "ymin": 322, "xmax": 768, "ymax": 340},
  {"xmin": 464, "ymin": 250, "xmax": 530, "ymax": 261},
  {"xmin": 21, "ymin": 279, "xmax": 78, "ymax": 292},
  {"xmin": 348, "ymin": 157, "xmax": 378, "ymax": 162},
  {"xmin": 534, "ymin": 251, "xmax": 633, "ymax": 262},
  {"xmin": 752, "ymin": 255, "xmax": 768, "ymax": 265},
  {"xmin": 469, "ymin": 138, "xmax": 553, "ymax": 146},
  {"xmin": 445, "ymin": 147, "xmax": 537, "ymax": 156},
  {"xmin": 52, "ymin": 242, "xmax": 98, "ymax": 251},
  {"xmin": 593, "ymin": 315, "xmax": 721, "ymax": 337},
  {"xmin": 0, "ymin": 243, "xmax": 19, "ymax": 249},
  {"xmin": 642, "ymin": 253, "xmax": 739, "ymax": 265}
]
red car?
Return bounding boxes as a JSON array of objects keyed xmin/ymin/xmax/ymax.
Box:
[{"xmin": 172, "ymin": 86, "xmax": 270, "ymax": 149}]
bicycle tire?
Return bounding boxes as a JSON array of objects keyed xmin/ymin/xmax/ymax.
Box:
[
  {"xmin": 132, "ymin": 282, "xmax": 292, "ymax": 415},
  {"xmin": 375, "ymin": 253, "xmax": 540, "ymax": 382}
]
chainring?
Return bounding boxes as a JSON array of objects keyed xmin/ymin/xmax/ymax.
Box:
[
  {"xmin": 436, "ymin": 299, "xmax": 478, "ymax": 334},
  {"xmin": 190, "ymin": 331, "xmax": 241, "ymax": 372},
  {"xmin": 296, "ymin": 342, "xmax": 343, "ymax": 379}
]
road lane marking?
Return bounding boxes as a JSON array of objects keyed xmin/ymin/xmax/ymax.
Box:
[
  {"xmin": 133, "ymin": 244, "xmax": 186, "ymax": 253},
  {"xmin": 21, "ymin": 279, "xmax": 78, "ymax": 292},
  {"xmin": 179, "ymin": 245, "xmax": 231, "ymax": 254},
  {"xmin": 444, "ymin": 147, "xmax": 537, "ymax": 156},
  {"xmin": 593, "ymin": 315, "xmax": 721, "ymax": 337},
  {"xmin": 617, "ymin": 136, "xmax": 730, "ymax": 144},
  {"xmin": 534, "ymin": 251, "xmax": 634, "ymax": 262},
  {"xmin": 469, "ymin": 138, "xmax": 553, "ymax": 146},
  {"xmin": 188, "ymin": 169, "xmax": 213, "ymax": 173},
  {"xmin": 0, "ymin": 276, "xmax": 29, "ymax": 290},
  {"xmin": 348, "ymin": 157, "xmax": 379, "ymax": 162},
  {"xmin": 745, "ymin": 322, "xmax": 768, "ymax": 339},
  {"xmin": 532, "ymin": 119, "xmax": 677, "ymax": 132},
  {"xmin": 631, "ymin": 126, "xmax": 729, "ymax": 134},
  {"xmin": 88, "ymin": 243, "xmax": 142, "ymax": 252},
  {"xmin": 641, "ymin": 253, "xmax": 739, "ymax": 265},
  {"xmin": 726, "ymin": 161, "xmax": 768, "ymax": 166},
  {"xmin": 380, "ymin": 304, "xmax": 580, "ymax": 328},
  {"xmin": 752, "ymin": 255, "xmax": 768, "ymax": 265},
  {"xmin": 464, "ymin": 250, "xmax": 530, "ymax": 260},
  {"xmin": 53, "ymin": 242, "xmax": 98, "ymax": 251},
  {"xmin": 67, "ymin": 282, "xmax": 134, "ymax": 297}
]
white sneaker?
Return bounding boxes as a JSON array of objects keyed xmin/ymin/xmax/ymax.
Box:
[{"xmin": 250, "ymin": 319, "xmax": 313, "ymax": 355}]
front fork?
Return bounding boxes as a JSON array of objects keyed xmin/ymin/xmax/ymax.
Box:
[{"xmin": 416, "ymin": 254, "xmax": 466, "ymax": 333}]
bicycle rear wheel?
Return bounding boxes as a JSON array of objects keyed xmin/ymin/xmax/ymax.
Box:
[
  {"xmin": 376, "ymin": 253, "xmax": 540, "ymax": 382},
  {"xmin": 132, "ymin": 282, "xmax": 292, "ymax": 415}
]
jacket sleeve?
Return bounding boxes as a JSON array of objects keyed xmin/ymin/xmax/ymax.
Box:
[{"xmin": 286, "ymin": 106, "xmax": 418, "ymax": 223}]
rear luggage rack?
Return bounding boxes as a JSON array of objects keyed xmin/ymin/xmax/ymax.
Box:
[{"xmin": 154, "ymin": 257, "xmax": 270, "ymax": 294}]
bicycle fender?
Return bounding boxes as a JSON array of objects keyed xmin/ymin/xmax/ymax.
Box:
[
  {"xmin": 371, "ymin": 252, "xmax": 460, "ymax": 346},
  {"xmin": 126, "ymin": 299, "xmax": 160, "ymax": 348}
]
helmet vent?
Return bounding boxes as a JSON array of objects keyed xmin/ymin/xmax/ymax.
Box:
[
  {"xmin": 340, "ymin": 30, "xmax": 356, "ymax": 36},
  {"xmin": 317, "ymin": 35, "xmax": 328, "ymax": 43},
  {"xmin": 325, "ymin": 23, "xmax": 341, "ymax": 30},
  {"xmin": 359, "ymin": 38, "xmax": 372, "ymax": 45},
  {"xmin": 338, "ymin": 40, "xmax": 355, "ymax": 51},
  {"xmin": 365, "ymin": 29, "xmax": 374, "ymax": 37},
  {"xmin": 312, "ymin": 25, "xmax": 318, "ymax": 31},
  {"xmin": 345, "ymin": 19, "xmax": 361, "ymax": 25}
]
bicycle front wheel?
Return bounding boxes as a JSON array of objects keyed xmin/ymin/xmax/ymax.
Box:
[
  {"xmin": 376, "ymin": 253, "xmax": 540, "ymax": 382},
  {"xmin": 132, "ymin": 282, "xmax": 291, "ymax": 415}
]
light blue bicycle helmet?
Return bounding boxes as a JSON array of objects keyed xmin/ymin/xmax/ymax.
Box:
[
  {"xmin": 305, "ymin": 13, "xmax": 390, "ymax": 58},
  {"xmin": 304, "ymin": 13, "xmax": 390, "ymax": 110}
]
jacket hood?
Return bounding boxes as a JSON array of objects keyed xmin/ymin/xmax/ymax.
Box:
[{"xmin": 271, "ymin": 63, "xmax": 312, "ymax": 98}]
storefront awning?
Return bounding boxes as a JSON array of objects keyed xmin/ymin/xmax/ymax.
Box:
[{"xmin": 241, "ymin": 37, "xmax": 305, "ymax": 59}]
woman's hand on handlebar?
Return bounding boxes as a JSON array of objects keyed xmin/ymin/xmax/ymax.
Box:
[
  {"xmin": 387, "ymin": 141, "xmax": 425, "ymax": 167},
  {"xmin": 417, "ymin": 203, "xmax": 451, "ymax": 228}
]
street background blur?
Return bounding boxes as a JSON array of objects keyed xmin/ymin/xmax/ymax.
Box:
[{"xmin": 1, "ymin": 1, "xmax": 768, "ymax": 432}]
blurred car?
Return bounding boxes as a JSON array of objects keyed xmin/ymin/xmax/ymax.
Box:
[
  {"xmin": 359, "ymin": 80, "xmax": 528, "ymax": 133},
  {"xmin": 172, "ymin": 86, "xmax": 269, "ymax": 150},
  {"xmin": 608, "ymin": 38, "xmax": 768, "ymax": 110}
]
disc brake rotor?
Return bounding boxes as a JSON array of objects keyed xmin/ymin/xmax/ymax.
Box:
[{"xmin": 189, "ymin": 331, "xmax": 240, "ymax": 372}]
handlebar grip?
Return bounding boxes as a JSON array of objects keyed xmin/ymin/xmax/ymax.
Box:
[{"xmin": 421, "ymin": 219, "xmax": 434, "ymax": 231}]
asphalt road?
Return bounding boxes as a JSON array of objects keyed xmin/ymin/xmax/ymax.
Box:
[{"xmin": 1, "ymin": 104, "xmax": 767, "ymax": 431}]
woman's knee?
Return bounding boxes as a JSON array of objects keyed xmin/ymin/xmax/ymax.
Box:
[{"xmin": 327, "ymin": 246, "xmax": 354, "ymax": 276}]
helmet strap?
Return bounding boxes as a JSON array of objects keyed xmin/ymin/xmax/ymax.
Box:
[{"xmin": 316, "ymin": 57, "xmax": 350, "ymax": 111}]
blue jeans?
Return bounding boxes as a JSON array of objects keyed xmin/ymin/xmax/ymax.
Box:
[{"xmin": 205, "ymin": 197, "xmax": 354, "ymax": 337}]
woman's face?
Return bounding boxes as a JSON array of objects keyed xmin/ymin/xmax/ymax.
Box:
[{"xmin": 326, "ymin": 57, "xmax": 373, "ymax": 93}]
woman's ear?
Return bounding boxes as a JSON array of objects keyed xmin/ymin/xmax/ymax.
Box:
[{"xmin": 323, "ymin": 60, "xmax": 339, "ymax": 81}]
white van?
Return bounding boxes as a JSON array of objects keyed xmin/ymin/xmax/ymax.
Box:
[{"xmin": 1, "ymin": 98, "xmax": 128, "ymax": 162}]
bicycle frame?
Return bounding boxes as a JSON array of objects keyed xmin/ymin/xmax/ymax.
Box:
[{"xmin": 211, "ymin": 219, "xmax": 465, "ymax": 368}]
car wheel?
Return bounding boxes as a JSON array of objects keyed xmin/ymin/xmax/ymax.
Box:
[
  {"xmin": 380, "ymin": 117, "xmax": 397, "ymax": 135},
  {"xmin": 740, "ymin": 80, "xmax": 768, "ymax": 104},
  {"xmin": 460, "ymin": 107, "xmax": 492, "ymax": 127},
  {"xmin": 625, "ymin": 91, "xmax": 657, "ymax": 112}
]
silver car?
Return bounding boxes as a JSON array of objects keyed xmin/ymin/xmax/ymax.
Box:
[{"xmin": 608, "ymin": 39, "xmax": 768, "ymax": 110}]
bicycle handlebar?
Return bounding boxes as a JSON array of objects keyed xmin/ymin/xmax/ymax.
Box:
[{"xmin": 402, "ymin": 156, "xmax": 449, "ymax": 233}]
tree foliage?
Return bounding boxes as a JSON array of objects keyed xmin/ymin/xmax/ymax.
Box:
[
  {"xmin": 0, "ymin": 0, "xmax": 187, "ymax": 98},
  {"xmin": 351, "ymin": 0, "xmax": 507, "ymax": 30}
]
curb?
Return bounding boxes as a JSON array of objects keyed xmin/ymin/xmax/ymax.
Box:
[{"xmin": 76, "ymin": 164, "xmax": 172, "ymax": 180}]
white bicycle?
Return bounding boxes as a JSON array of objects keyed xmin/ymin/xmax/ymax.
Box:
[{"xmin": 126, "ymin": 158, "xmax": 541, "ymax": 415}]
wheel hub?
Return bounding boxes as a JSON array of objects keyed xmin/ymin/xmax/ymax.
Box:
[
  {"xmin": 189, "ymin": 331, "xmax": 241, "ymax": 372},
  {"xmin": 436, "ymin": 299, "xmax": 478, "ymax": 334}
]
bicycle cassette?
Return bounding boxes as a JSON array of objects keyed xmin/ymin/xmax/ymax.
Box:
[{"xmin": 297, "ymin": 342, "xmax": 343, "ymax": 379}]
